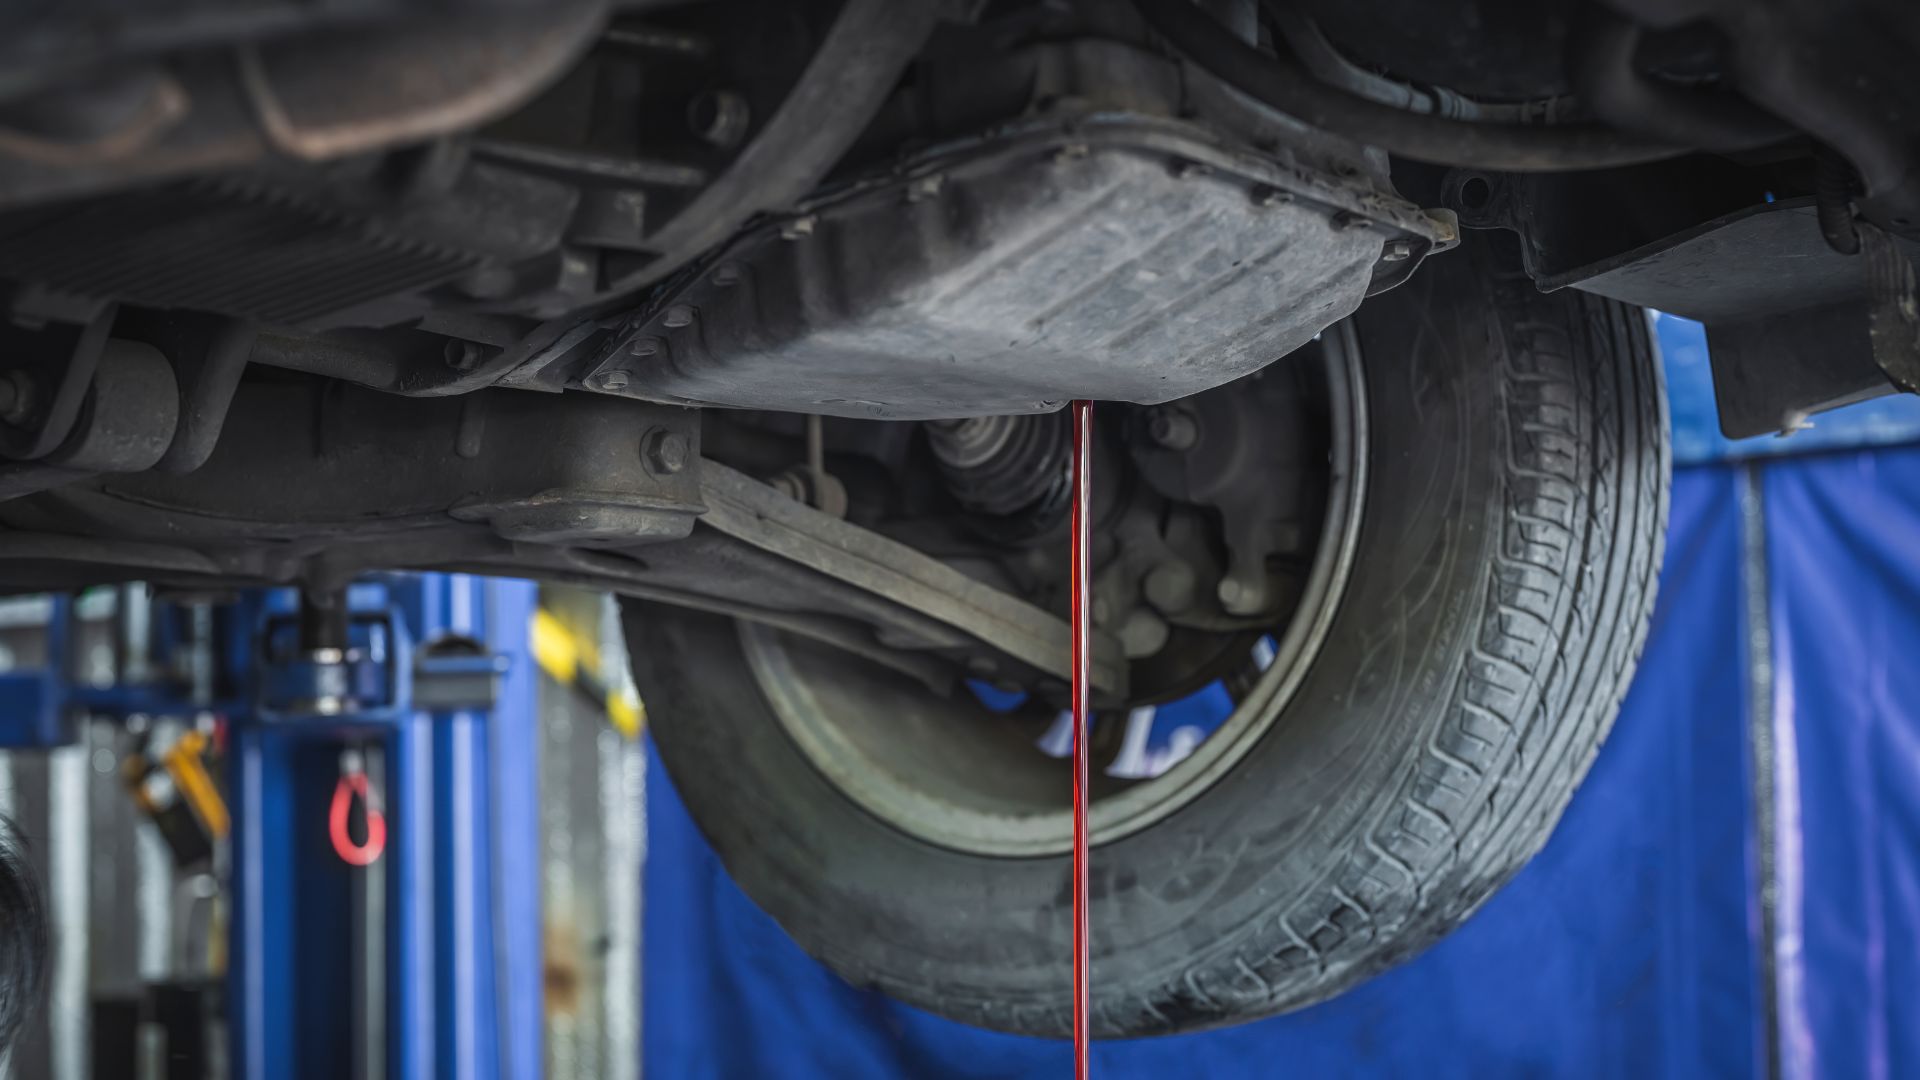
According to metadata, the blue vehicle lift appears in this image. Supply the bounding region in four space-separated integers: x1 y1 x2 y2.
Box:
0 573 546 1080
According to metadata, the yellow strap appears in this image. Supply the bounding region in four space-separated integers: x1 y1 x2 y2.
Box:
608 691 645 740
532 603 645 739
529 607 580 685
163 730 230 840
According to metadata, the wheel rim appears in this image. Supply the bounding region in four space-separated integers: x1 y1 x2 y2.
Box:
743 323 1369 857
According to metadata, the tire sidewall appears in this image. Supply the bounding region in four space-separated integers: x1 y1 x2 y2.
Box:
631 238 1663 1036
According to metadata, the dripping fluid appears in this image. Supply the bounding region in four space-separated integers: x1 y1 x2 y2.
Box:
1069 399 1092 1077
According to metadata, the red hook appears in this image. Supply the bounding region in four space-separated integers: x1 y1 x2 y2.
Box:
328 770 387 866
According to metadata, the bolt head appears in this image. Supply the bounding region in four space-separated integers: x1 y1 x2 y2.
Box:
904 174 946 204
1251 185 1293 208
687 89 751 148
1217 576 1267 616
1119 608 1171 659
1380 238 1415 262
0 369 34 426
597 370 631 392
662 304 696 329
1144 561 1197 615
442 340 488 373
1146 406 1200 451
643 429 690 475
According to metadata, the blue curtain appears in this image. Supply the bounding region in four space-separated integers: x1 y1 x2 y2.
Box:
1764 446 1920 1080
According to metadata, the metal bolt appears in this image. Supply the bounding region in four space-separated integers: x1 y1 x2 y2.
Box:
768 471 807 502
642 428 690 475
711 263 743 287
1120 608 1171 659
0 370 33 425
687 89 751 147
628 337 660 357
904 174 945 204
1380 238 1415 262
663 304 696 329
442 340 489 373
596 370 631 392
1146 406 1200 451
780 216 817 241
1251 185 1293 208
1144 561 1197 616
1217 575 1267 616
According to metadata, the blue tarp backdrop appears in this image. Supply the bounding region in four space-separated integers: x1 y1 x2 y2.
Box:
642 319 1920 1078
1765 447 1920 1080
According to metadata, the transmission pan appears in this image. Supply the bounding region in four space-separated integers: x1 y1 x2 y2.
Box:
588 117 1450 419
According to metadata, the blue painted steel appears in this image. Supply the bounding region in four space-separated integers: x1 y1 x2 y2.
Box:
222 573 543 1080
229 723 297 1079
0 594 75 747
485 580 544 1080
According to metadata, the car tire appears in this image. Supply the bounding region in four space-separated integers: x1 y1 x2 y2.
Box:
622 234 1669 1037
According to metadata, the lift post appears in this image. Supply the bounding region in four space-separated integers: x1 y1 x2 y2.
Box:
0 573 544 1080
228 573 542 1080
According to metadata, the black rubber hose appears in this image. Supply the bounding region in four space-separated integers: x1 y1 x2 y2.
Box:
1131 0 1688 171
1567 10 1794 155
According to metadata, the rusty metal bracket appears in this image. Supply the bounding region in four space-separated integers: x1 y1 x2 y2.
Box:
697 461 1127 698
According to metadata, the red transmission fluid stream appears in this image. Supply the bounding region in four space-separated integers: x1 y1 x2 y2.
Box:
1069 399 1093 1077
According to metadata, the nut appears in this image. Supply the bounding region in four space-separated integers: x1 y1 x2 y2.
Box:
1120 608 1171 659
0 369 31 425
904 174 946 204
1143 561 1197 616
1251 185 1294 208
1380 238 1415 262
662 305 696 329
1217 575 1267 616
687 89 750 148
1146 406 1200 451
442 340 489 373
642 428 690 475
595 370 631 392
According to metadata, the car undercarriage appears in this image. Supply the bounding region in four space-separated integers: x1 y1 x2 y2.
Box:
0 0 1913 1039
